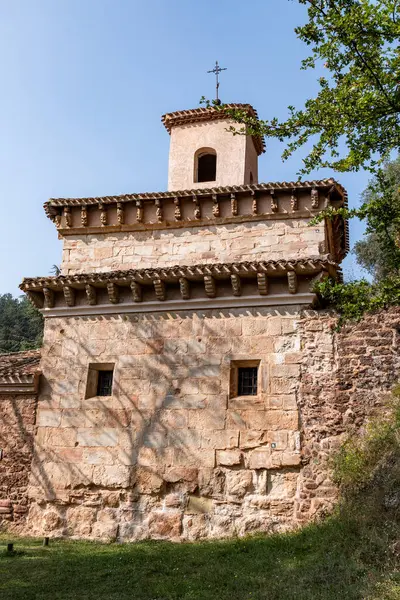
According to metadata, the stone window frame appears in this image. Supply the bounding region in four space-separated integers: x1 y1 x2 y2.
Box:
85 362 115 399
229 359 261 400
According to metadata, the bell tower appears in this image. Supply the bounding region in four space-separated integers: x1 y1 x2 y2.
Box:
162 104 265 191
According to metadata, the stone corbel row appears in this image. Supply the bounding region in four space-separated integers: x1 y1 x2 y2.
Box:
53 188 324 229
26 271 301 309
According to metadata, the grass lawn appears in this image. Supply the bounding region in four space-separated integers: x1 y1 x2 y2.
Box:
1 516 399 600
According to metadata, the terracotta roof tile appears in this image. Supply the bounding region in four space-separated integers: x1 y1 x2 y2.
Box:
161 104 266 155
45 179 345 210
21 258 339 291
0 349 41 378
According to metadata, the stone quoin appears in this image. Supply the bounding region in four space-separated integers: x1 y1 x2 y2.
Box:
2 102 395 541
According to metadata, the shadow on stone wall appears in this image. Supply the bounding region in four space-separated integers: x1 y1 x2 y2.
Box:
0 394 37 523
27 306 304 541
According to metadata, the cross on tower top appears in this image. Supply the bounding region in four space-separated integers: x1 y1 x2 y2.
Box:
207 60 227 104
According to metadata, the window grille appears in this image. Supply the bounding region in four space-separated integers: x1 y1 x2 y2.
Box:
96 370 113 396
238 367 258 396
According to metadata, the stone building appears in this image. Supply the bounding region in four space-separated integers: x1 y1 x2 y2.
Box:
0 350 41 524
11 103 357 540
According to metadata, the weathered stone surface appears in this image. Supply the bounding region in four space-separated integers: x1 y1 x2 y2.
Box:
148 512 182 539
0 394 37 525
225 470 253 500
185 495 213 514
20 301 400 542
66 506 96 537
76 428 118 447
61 220 325 275
216 450 242 466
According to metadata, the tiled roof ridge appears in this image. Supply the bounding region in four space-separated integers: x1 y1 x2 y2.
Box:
21 257 338 289
161 103 259 128
0 348 41 357
161 104 266 155
45 178 345 208
0 349 41 378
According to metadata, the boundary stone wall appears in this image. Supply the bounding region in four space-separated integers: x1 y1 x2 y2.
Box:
26 307 304 540
297 307 400 521
3 307 399 540
0 394 37 525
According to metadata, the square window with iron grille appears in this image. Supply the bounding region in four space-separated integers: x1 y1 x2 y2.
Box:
229 360 260 399
97 370 113 397
238 367 258 396
85 363 115 399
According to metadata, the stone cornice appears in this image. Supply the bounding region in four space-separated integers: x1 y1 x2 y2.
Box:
43 180 349 258
0 373 40 395
161 104 266 155
45 179 346 211
20 258 339 315
21 258 338 290
36 293 318 319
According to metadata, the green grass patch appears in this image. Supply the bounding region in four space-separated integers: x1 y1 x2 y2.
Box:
0 513 399 600
2 395 400 599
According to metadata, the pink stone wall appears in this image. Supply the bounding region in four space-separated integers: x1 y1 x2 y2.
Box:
61 220 325 275
296 307 400 521
0 394 37 525
25 306 400 541
27 308 303 540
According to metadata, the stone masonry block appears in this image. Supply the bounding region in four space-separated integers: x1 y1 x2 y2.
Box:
216 450 242 466
248 449 272 469
61 410 86 428
83 448 115 466
164 467 198 484
267 430 288 450
169 447 216 468
168 429 201 448
37 410 62 428
269 377 298 394
148 512 182 540
76 428 118 447
281 452 301 467
270 365 301 379
160 409 188 429
47 427 77 447
185 495 213 515
93 465 131 488
199 378 221 394
188 409 226 430
165 394 206 410
266 411 299 431
239 430 269 449
201 430 239 450
188 364 221 378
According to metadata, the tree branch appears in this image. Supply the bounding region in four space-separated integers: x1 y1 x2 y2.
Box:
304 0 400 112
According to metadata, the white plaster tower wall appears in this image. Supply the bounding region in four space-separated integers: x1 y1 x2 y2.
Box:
167 119 259 191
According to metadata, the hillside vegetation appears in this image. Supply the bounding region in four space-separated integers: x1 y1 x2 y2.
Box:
0 294 43 354
1 392 400 600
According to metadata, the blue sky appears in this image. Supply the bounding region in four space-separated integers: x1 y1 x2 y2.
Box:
0 0 369 296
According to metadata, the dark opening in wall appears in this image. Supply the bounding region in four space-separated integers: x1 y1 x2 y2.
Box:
229 360 261 399
97 370 114 396
196 151 217 182
238 367 258 396
85 363 115 398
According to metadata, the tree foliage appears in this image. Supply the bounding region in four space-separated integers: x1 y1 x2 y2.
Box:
0 294 43 354
353 156 400 281
314 276 400 327
222 0 400 174
313 157 400 323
